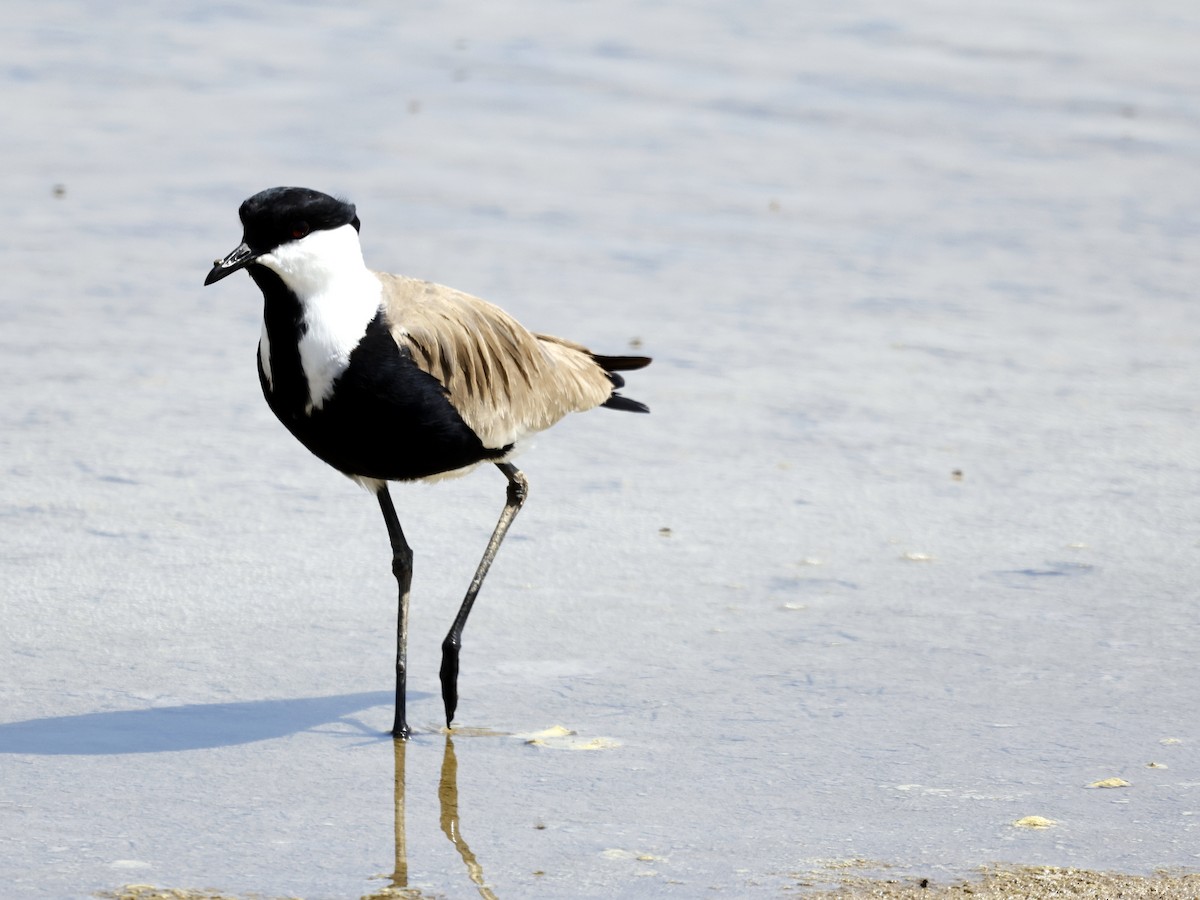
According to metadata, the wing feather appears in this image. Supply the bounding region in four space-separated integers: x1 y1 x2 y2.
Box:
374 273 614 448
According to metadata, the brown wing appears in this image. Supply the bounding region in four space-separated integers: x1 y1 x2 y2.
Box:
374 272 615 449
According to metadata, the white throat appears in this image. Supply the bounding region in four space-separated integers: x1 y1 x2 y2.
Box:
256 224 383 412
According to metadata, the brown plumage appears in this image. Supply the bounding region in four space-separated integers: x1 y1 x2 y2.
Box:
378 272 633 454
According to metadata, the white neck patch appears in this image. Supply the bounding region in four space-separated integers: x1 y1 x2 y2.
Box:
256 224 383 412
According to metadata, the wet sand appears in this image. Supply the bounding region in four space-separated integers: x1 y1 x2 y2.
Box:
5 1 1200 897
101 867 1200 899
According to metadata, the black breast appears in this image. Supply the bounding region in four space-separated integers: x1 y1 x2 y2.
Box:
252 266 508 481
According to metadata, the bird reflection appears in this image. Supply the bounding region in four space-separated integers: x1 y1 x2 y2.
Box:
439 736 497 900
365 735 497 899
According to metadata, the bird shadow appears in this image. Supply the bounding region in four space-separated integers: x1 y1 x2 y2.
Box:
0 691 396 755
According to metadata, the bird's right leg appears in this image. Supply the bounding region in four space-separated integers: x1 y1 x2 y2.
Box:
377 484 413 739
439 463 528 729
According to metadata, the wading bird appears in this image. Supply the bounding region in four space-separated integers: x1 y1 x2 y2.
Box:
204 187 650 738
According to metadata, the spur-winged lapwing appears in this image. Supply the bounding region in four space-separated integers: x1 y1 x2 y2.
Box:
204 186 650 738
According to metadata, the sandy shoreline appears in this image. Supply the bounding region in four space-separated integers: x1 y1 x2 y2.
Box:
102 865 1200 899
794 866 1200 898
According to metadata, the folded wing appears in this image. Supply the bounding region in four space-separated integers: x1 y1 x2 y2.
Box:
376 273 640 449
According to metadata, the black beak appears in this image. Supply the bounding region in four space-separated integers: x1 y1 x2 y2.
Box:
204 241 259 285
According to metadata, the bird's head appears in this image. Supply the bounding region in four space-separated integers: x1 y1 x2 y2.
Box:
204 187 361 287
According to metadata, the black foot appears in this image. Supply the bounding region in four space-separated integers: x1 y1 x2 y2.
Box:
393 674 409 739
439 638 461 728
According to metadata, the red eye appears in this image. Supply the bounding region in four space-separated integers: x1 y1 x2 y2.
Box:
292 223 310 239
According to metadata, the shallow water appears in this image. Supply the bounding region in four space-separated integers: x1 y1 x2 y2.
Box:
2 1 1199 897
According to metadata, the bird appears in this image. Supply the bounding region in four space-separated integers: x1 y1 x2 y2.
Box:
204 186 650 738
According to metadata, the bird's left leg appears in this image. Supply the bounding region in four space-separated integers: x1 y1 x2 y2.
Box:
377 484 413 739
439 462 528 729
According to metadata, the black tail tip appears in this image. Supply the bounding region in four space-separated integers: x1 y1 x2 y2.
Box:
592 354 652 372
603 393 650 413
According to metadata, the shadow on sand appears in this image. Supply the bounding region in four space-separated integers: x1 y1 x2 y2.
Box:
4 695 499 896
0 691 394 754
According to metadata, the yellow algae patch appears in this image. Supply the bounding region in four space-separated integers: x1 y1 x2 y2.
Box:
1012 816 1057 828
1087 777 1131 788
519 724 574 741
440 725 511 738
517 725 621 750
601 849 665 862
442 724 619 748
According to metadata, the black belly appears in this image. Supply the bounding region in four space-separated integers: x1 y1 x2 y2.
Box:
259 313 508 481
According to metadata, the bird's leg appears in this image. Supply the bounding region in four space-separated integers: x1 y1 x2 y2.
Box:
377 484 413 739
440 462 528 729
